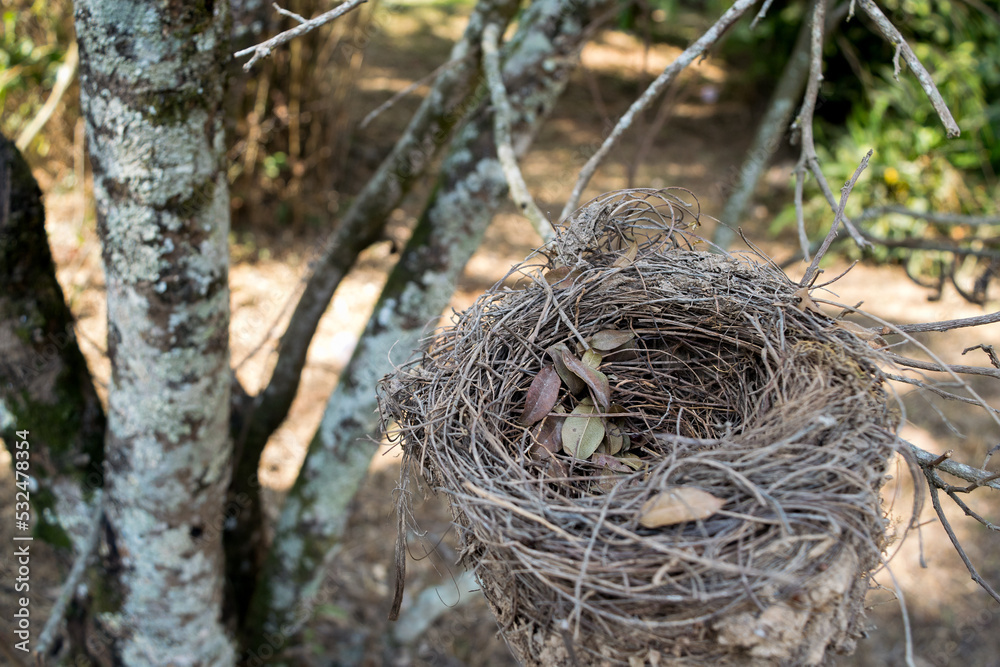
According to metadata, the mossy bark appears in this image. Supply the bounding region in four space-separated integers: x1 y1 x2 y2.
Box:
74 1 234 664
245 0 613 650
0 133 106 555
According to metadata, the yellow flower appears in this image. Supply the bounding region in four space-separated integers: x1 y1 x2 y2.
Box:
883 167 899 186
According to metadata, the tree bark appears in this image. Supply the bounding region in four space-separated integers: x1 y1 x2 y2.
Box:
245 0 613 646
223 0 521 625
75 1 235 664
0 133 106 551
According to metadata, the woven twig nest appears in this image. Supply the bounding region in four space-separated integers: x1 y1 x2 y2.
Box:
381 190 900 666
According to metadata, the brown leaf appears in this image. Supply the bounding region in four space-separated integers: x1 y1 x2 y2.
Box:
833 320 887 348
560 348 611 410
561 399 605 460
544 266 582 288
638 486 726 528
793 286 825 317
518 365 561 426
590 329 636 352
593 453 632 473
530 415 563 453
612 240 638 268
547 343 586 394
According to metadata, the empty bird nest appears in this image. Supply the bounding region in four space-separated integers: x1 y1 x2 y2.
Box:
379 189 911 666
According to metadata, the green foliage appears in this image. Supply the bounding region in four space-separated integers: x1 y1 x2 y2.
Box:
770 0 999 286
0 2 75 147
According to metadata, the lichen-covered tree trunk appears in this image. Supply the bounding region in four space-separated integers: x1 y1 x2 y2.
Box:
74 1 235 664
246 0 613 645
0 134 106 554
223 0 521 623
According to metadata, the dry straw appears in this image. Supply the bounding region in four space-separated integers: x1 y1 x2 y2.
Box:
380 189 935 665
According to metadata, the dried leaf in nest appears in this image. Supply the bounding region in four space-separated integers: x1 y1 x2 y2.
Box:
561 398 605 459
560 348 611 409
518 364 561 426
590 329 636 352
638 486 727 528
529 415 563 453
547 343 586 394
543 265 582 288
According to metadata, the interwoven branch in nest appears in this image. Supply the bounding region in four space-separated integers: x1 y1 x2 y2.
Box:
379 189 992 666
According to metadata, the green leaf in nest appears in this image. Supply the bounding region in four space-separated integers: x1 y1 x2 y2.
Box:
561 398 605 460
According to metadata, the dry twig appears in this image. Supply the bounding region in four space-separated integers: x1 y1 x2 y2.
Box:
855 0 961 137
482 23 555 242
560 0 761 220
235 0 368 71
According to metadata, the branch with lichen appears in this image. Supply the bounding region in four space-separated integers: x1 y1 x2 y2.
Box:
235 0 368 70
482 22 555 242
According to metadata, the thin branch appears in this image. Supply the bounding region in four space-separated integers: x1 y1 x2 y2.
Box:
34 495 104 659
750 0 777 29
560 0 761 220
856 204 1000 227
800 149 872 286
924 470 1000 604
855 0 960 137
807 159 870 247
482 23 555 242
15 41 78 151
887 311 1000 334
884 353 1000 380
235 0 368 71
910 443 1000 492
272 3 307 24
858 230 1000 260
359 56 466 130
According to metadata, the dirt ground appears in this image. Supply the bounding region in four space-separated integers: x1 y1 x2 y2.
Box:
2 2 999 665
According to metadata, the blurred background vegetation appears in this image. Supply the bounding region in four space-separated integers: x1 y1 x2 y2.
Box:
5 0 997 265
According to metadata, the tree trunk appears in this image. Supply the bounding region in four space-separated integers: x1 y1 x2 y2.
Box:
223 0 522 625
0 133 105 554
245 0 613 647
74 1 235 664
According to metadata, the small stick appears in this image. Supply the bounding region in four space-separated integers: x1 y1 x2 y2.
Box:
886 312 1000 335
359 56 465 130
34 495 104 660
925 474 1000 604
560 0 761 220
482 23 555 242
800 149 872 287
235 0 368 71
856 0 960 137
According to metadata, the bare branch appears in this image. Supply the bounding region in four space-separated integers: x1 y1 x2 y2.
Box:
35 495 104 659
884 353 1000 380
801 148 872 286
482 23 555 242
924 470 1000 604
887 311 1000 334
858 230 1000 260
856 204 1000 227
235 0 368 71
910 444 1000 492
855 0 960 137
16 41 78 151
359 55 466 130
560 0 761 220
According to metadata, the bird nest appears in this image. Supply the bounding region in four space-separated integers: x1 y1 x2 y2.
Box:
380 190 902 666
